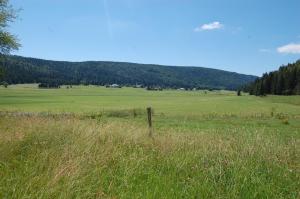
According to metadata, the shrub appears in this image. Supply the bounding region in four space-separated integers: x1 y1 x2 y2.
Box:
1 81 9 88
282 119 289 125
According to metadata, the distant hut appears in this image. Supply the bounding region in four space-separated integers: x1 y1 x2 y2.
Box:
110 84 121 88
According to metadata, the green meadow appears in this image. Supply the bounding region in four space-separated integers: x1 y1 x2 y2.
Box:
0 85 299 198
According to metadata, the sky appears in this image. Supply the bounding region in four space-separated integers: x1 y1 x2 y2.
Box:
9 0 300 76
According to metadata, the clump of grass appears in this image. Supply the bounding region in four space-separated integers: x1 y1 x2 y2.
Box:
88 112 103 120
104 108 144 118
282 118 289 125
82 108 145 121
276 112 288 120
0 114 299 198
270 107 277 117
274 112 290 125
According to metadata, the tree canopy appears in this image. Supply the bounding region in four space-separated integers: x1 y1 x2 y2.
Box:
244 60 300 95
0 55 257 90
0 0 20 54
0 0 20 80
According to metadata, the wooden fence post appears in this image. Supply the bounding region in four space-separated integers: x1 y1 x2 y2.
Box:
147 107 153 137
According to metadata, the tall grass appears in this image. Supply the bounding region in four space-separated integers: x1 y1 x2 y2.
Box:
0 115 299 198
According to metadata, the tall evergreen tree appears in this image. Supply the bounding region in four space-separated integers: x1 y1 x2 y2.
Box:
246 60 300 96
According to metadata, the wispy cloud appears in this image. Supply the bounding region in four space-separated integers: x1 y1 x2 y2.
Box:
103 0 113 39
259 49 272 53
194 21 223 32
277 43 300 54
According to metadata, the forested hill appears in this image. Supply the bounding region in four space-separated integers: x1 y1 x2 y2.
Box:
0 55 257 90
246 60 300 95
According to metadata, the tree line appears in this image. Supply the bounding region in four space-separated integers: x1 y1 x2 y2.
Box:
244 60 300 95
0 55 257 90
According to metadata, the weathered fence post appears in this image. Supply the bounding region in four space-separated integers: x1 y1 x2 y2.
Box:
147 107 153 137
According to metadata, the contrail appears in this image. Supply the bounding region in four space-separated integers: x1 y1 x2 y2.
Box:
103 0 113 39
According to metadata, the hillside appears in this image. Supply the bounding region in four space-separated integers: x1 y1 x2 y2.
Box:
0 55 257 90
246 60 300 95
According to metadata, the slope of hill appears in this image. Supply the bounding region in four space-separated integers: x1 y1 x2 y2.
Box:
246 60 300 95
0 55 257 90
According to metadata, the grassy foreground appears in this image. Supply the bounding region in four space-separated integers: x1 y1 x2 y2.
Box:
0 85 299 198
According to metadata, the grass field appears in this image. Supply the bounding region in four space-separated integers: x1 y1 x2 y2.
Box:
0 85 299 198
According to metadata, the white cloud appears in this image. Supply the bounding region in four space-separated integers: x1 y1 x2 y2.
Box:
277 43 300 54
194 21 223 32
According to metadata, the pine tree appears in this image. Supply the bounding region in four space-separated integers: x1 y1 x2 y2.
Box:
246 60 300 96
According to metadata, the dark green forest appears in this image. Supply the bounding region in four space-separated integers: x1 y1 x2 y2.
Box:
245 60 300 95
0 55 256 90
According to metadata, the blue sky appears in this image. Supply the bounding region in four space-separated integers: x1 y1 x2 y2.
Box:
9 0 300 76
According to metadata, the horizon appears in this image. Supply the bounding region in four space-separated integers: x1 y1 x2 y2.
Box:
9 0 300 76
